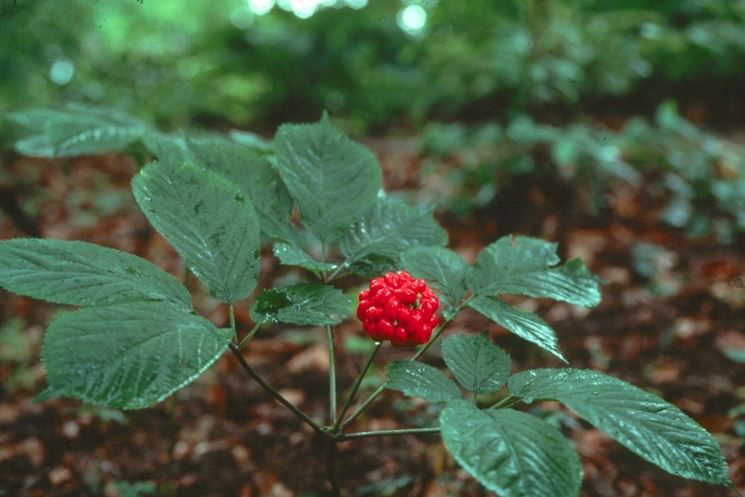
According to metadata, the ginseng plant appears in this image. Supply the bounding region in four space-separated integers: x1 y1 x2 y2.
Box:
0 106 738 496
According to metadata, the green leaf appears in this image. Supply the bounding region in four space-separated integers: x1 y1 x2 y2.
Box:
66 103 144 126
229 129 273 154
442 333 511 394
273 242 337 273
250 283 352 325
142 132 192 164
440 401 582 497
346 253 399 279
142 133 296 244
340 196 448 276
39 301 231 409
185 136 298 244
10 104 143 132
468 236 601 307
468 295 565 362
186 136 253 172
132 161 260 302
0 239 191 310
386 360 461 403
9 109 73 130
273 114 382 242
10 105 146 157
508 369 731 485
14 135 55 157
401 247 468 305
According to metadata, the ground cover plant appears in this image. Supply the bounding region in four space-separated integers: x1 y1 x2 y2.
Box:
418 102 745 244
0 108 740 496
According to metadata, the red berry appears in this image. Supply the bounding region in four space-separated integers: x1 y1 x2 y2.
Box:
373 288 392 305
364 322 378 339
356 300 370 319
357 270 440 347
366 306 382 320
421 299 436 314
397 288 417 304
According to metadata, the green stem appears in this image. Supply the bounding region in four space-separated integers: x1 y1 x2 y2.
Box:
338 382 382 430
237 322 261 349
340 427 440 440
228 344 325 435
326 262 348 282
229 304 237 342
335 342 382 431
326 325 337 424
410 298 472 362
411 320 448 361
340 311 458 430
489 394 519 410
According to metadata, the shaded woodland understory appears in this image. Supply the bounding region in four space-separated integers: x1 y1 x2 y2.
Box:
0 144 743 497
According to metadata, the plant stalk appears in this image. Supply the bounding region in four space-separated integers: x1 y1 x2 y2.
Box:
326 325 338 424
229 304 237 342
340 427 440 440
326 262 348 282
489 394 519 410
326 437 342 497
335 341 382 431
340 311 457 429
236 322 261 349
228 344 325 435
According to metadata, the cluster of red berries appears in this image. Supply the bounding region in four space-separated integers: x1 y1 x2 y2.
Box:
357 271 439 347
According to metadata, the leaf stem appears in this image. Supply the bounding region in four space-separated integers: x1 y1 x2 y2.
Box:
326 262 348 282
488 394 519 410
326 325 338 424
319 239 335 283
237 322 261 349
229 304 237 342
340 427 440 440
340 311 458 430
335 341 382 431
319 244 342 497
338 382 382 430
228 343 325 435
411 319 448 361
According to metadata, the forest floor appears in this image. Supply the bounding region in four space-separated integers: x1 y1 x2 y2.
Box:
0 138 744 497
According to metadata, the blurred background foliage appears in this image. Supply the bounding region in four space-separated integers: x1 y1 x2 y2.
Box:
4 0 745 128
1 0 744 240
